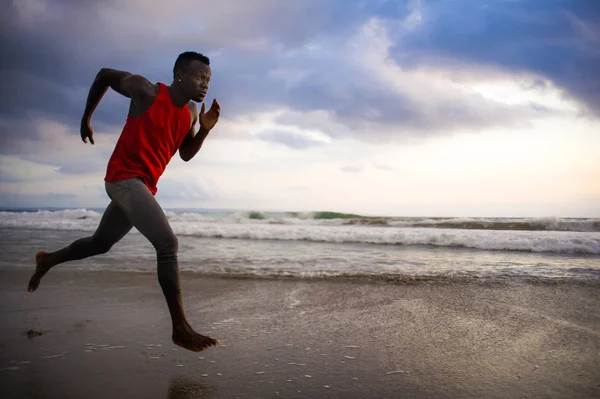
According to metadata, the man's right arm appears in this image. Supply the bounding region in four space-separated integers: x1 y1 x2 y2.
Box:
81 68 154 123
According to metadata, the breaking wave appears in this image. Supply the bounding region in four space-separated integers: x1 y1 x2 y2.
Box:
1 208 599 255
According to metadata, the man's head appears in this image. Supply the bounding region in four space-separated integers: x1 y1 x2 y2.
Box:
173 51 211 103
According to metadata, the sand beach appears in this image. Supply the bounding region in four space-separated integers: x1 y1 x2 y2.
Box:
1 269 598 399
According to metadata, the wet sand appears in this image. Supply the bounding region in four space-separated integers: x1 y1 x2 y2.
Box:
0 269 599 399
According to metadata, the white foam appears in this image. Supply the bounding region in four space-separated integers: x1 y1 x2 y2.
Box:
0 209 102 232
1 210 598 254
169 222 600 254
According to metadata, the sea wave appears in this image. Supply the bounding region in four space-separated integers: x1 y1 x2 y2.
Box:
167 211 600 232
1 208 597 232
1 209 599 254
388 216 600 232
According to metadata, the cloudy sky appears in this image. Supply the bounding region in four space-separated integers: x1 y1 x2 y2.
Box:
0 0 598 217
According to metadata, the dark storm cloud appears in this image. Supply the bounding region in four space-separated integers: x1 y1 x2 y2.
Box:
393 0 600 115
0 3 132 129
0 0 597 155
207 50 541 144
0 0 396 133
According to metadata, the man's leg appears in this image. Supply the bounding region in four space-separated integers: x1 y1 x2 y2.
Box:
105 177 218 352
28 201 133 292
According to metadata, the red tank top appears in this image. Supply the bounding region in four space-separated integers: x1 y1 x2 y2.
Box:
104 83 191 195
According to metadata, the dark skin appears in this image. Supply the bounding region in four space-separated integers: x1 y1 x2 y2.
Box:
80 60 220 161
29 60 221 352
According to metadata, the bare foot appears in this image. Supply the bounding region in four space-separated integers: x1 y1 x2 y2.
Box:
172 323 220 352
28 251 51 293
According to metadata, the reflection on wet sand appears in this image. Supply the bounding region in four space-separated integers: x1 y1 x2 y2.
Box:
167 377 213 399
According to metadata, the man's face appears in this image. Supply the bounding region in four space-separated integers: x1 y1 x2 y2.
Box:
179 60 211 102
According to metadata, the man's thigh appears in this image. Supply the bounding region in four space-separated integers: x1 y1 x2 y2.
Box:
105 178 175 249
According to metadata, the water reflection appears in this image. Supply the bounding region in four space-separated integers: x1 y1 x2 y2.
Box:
167 377 213 399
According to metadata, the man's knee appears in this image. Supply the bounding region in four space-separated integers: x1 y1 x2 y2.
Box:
92 236 114 255
155 233 178 256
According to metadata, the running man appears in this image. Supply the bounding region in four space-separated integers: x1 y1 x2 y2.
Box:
27 51 221 352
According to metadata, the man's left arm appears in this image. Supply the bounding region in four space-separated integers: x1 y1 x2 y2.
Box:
179 99 220 162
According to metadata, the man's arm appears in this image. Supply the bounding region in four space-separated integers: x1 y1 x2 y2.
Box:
179 98 221 161
80 68 156 144
81 68 155 123
179 102 209 162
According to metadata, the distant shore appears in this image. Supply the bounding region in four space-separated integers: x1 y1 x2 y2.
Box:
1 269 599 399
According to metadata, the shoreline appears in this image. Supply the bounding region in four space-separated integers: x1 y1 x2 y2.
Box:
1 269 599 398
2 266 600 287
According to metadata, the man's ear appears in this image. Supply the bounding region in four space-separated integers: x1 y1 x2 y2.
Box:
174 69 182 82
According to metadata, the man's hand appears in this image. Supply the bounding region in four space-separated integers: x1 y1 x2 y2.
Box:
199 99 220 134
81 119 95 145
178 99 221 162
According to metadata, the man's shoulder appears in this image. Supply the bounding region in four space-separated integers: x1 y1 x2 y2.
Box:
122 74 159 99
142 82 160 104
150 82 161 96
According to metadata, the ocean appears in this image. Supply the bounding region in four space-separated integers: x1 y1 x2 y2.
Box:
1 208 599 282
